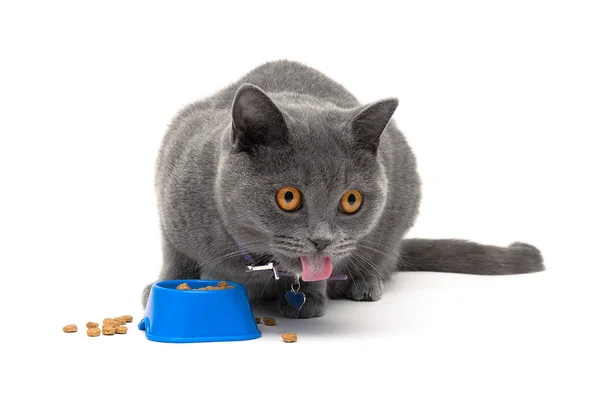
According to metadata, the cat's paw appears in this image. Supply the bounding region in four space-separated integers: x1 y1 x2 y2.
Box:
277 292 327 318
339 276 385 301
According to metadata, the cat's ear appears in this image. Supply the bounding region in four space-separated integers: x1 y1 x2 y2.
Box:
231 84 288 153
351 98 399 154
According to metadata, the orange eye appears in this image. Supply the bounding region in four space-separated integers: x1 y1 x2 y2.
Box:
339 190 363 214
276 187 302 211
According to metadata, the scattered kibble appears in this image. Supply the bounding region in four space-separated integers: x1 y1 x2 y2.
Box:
102 326 116 335
87 328 101 337
263 317 277 326
281 332 297 343
120 315 133 323
103 318 119 326
254 317 261 324
65 313 132 338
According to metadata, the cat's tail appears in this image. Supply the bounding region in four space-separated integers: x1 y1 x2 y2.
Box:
398 239 545 275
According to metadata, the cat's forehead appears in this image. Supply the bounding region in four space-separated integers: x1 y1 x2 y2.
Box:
249 94 376 184
274 94 351 132
255 130 373 191
284 109 354 150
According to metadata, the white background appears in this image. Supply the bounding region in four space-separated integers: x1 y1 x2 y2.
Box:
1 1 598 399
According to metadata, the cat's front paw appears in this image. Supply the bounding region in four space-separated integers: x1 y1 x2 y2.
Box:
277 291 327 318
331 276 384 301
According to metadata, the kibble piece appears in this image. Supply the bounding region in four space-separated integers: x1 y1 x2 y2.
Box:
103 318 119 326
115 326 128 334
87 328 101 337
102 326 116 335
176 283 191 290
120 315 133 323
254 317 261 324
217 281 228 288
63 324 77 333
263 317 277 326
86 322 99 329
114 317 127 325
281 332 298 343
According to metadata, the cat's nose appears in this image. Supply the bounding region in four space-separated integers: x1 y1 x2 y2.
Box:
309 238 332 251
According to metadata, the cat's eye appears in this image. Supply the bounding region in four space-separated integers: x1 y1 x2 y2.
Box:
339 190 363 214
276 186 302 212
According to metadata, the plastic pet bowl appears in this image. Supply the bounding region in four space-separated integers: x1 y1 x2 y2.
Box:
138 280 261 343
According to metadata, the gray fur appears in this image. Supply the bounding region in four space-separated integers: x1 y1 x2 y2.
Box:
142 60 544 318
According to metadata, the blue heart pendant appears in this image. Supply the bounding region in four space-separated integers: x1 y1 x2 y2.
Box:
285 290 306 311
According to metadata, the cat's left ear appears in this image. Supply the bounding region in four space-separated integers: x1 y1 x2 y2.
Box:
351 98 399 154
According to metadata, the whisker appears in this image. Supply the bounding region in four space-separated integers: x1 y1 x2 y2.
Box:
358 238 401 256
348 255 369 283
358 244 393 258
255 275 273 304
346 257 360 290
270 245 302 257
353 252 385 279
398 256 418 271
275 238 304 247
274 234 297 240
199 244 270 270
271 243 304 252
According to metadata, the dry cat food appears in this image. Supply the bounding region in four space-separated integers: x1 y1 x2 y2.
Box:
281 332 297 343
263 317 277 326
103 318 120 326
102 325 116 335
87 328 101 337
177 281 234 290
120 315 133 323
64 313 132 337
63 324 77 333
254 317 261 324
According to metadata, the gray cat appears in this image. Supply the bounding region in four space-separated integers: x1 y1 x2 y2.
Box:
142 60 544 318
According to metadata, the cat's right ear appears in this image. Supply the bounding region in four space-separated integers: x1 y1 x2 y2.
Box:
351 98 399 155
231 84 289 154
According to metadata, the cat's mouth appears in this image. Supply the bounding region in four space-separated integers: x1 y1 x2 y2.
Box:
299 255 332 281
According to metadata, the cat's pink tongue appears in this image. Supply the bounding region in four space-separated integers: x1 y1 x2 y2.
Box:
299 256 333 281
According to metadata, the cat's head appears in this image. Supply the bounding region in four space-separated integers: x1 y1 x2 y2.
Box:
216 84 397 281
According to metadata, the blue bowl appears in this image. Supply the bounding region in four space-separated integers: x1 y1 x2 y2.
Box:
138 280 261 343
